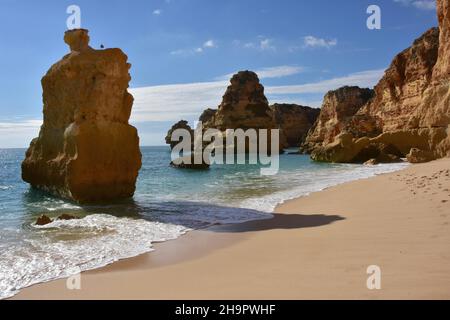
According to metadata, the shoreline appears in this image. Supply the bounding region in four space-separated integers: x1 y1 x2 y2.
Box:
12 158 450 299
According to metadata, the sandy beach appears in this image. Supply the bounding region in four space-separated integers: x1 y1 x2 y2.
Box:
13 158 450 300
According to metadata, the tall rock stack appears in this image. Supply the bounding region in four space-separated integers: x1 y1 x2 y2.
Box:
166 71 322 153
22 29 142 202
203 70 280 152
211 71 276 131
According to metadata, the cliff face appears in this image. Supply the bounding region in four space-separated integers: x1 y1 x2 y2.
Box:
307 0 450 163
301 87 374 153
352 27 440 134
271 104 320 148
433 0 450 82
22 29 142 202
414 0 450 157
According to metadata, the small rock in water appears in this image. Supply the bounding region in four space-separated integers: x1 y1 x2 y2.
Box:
170 154 210 170
36 215 52 226
57 213 79 221
364 159 379 166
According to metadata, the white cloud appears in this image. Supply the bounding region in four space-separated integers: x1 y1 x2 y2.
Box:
170 39 217 56
130 81 228 122
216 65 304 81
253 65 305 79
260 38 275 51
0 119 42 148
170 47 203 55
393 0 436 10
203 40 217 48
240 38 276 51
267 69 384 95
303 36 338 49
0 69 386 147
153 9 162 15
169 49 185 55
129 69 385 123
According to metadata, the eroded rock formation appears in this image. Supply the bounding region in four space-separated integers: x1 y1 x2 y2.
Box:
165 120 194 149
193 72 322 153
198 108 217 128
22 29 142 203
301 86 374 153
271 104 320 148
208 71 276 131
304 0 450 163
168 71 280 154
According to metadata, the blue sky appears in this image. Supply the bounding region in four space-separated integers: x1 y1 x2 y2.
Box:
0 0 438 147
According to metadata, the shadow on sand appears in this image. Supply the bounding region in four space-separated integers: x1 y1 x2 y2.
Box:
23 188 345 233
210 213 345 233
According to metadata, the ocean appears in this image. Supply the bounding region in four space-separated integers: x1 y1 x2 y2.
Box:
0 146 408 299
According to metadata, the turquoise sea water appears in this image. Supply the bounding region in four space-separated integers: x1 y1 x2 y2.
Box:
0 146 408 298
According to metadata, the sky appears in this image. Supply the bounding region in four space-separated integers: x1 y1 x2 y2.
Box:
0 0 439 148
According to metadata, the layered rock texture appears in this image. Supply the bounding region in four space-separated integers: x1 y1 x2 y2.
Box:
198 108 217 128
207 71 276 132
301 86 374 153
166 71 280 154
166 72 320 154
22 29 142 203
304 0 450 163
271 104 320 148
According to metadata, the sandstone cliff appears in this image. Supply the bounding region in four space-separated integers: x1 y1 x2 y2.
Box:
209 71 276 131
271 104 320 148
301 86 374 153
195 71 280 153
198 108 217 128
306 0 450 163
22 29 142 202
167 72 322 153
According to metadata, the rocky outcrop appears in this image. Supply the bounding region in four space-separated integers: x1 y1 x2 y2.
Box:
166 71 280 156
305 0 450 163
271 104 320 148
165 72 283 169
36 215 52 226
165 120 194 149
407 148 436 163
351 28 440 134
170 154 210 170
198 108 217 127
433 0 450 82
22 29 142 203
301 87 374 153
310 131 421 163
210 71 276 131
